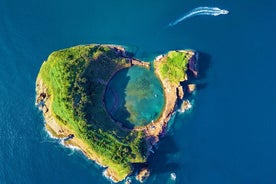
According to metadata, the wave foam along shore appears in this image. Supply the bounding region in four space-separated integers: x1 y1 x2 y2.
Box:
168 6 229 26
43 127 58 140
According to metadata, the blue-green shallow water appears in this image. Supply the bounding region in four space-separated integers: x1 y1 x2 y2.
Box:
104 66 164 127
1 0 276 183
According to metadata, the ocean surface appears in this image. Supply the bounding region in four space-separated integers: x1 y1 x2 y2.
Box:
1 0 276 183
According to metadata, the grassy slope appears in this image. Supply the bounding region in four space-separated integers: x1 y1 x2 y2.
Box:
158 51 190 86
38 45 147 180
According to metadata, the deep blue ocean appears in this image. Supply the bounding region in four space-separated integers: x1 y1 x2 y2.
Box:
1 0 276 183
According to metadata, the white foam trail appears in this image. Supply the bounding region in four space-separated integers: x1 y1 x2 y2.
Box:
168 7 229 26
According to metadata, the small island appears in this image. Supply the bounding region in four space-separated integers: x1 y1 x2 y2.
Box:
36 44 197 182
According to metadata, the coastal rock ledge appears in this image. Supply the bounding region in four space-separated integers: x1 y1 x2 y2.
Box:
35 44 197 183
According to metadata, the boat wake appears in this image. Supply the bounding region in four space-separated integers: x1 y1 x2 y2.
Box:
168 7 229 26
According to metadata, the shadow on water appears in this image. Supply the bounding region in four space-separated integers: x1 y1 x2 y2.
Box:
147 136 181 175
196 51 212 80
104 69 134 129
149 51 212 175
180 51 212 98
124 45 139 58
104 51 213 174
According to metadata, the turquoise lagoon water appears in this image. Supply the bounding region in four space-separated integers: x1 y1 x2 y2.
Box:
104 66 164 127
1 0 276 184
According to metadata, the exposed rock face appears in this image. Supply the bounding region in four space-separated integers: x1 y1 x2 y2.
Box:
187 84 196 93
131 59 150 68
180 100 192 112
36 77 68 138
136 50 196 146
36 80 47 113
188 53 198 77
36 45 198 183
177 86 184 100
136 168 150 183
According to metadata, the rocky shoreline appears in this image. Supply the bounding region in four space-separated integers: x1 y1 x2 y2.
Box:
36 45 151 183
36 45 197 183
37 74 129 182
135 50 196 143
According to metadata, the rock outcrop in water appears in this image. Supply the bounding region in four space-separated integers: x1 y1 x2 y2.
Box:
36 44 197 183
187 84 196 93
136 168 150 183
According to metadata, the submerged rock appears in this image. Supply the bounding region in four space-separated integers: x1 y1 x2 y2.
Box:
124 177 132 184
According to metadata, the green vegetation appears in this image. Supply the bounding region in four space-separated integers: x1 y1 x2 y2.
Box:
158 51 190 85
38 45 147 180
